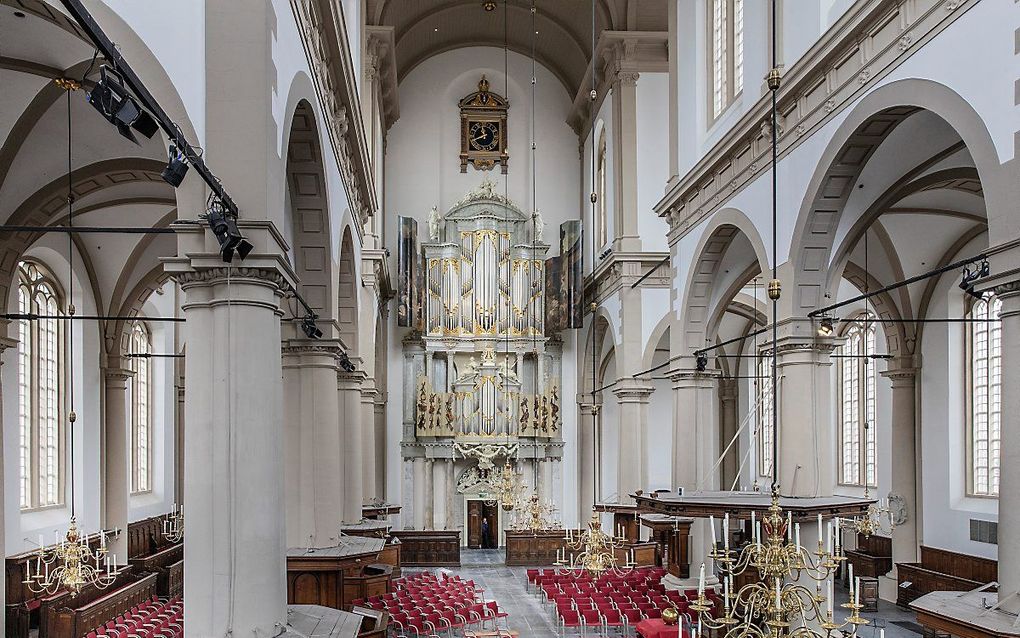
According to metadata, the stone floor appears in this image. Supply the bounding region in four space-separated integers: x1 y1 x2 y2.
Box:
408 549 924 638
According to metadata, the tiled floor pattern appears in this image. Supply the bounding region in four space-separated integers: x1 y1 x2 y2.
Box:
410 549 924 638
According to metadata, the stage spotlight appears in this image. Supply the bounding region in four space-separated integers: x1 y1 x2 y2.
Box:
817 316 834 336
300 313 323 340
695 353 708 372
960 260 990 300
339 351 356 373
161 144 189 187
205 199 254 263
86 66 158 144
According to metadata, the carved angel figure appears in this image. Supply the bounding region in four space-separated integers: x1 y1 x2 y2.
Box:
533 209 545 242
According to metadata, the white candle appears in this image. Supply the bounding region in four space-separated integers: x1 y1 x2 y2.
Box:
724 575 730 613
38 534 44 550
775 579 781 609
698 562 706 596
723 514 730 551
795 523 801 549
827 580 833 615
786 512 793 542
826 522 833 554
835 518 842 553
751 511 757 538
709 515 717 547
755 521 762 548
855 577 860 606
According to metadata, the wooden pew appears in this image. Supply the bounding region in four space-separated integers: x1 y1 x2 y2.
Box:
128 542 183 596
896 546 997 608
5 529 122 638
390 531 460 567
126 514 173 560
44 571 157 638
846 533 892 578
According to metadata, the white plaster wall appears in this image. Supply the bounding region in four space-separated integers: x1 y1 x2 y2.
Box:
583 99 614 272
384 47 579 237
635 73 671 253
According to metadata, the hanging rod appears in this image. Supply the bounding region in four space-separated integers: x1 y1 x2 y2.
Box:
808 252 988 317
630 255 671 289
0 225 178 234
2 313 183 322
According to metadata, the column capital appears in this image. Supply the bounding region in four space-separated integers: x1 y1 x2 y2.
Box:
338 370 366 389
667 368 720 389
611 378 654 403
103 366 136 383
880 355 922 382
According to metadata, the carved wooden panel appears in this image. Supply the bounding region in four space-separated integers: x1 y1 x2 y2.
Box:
896 546 998 607
505 530 567 566
392 531 461 567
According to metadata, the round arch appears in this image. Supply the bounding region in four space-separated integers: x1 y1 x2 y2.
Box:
679 208 770 356
338 225 359 357
788 79 1005 314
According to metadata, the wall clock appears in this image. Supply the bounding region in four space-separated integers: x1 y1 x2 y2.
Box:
459 76 509 173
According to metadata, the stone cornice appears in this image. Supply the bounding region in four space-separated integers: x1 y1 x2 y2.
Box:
568 30 669 136
583 250 670 304
656 0 979 244
365 26 400 130
292 0 379 235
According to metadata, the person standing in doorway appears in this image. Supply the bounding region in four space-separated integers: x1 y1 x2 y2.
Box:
481 518 490 549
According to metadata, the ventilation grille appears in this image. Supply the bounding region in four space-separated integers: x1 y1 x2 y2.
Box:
969 519 998 545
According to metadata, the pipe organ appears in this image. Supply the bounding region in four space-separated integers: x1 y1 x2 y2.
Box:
400 180 565 536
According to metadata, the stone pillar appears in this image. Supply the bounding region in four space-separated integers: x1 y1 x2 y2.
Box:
102 361 134 560
718 378 739 490
995 283 1020 608
541 457 553 503
0 331 15 636
165 255 292 638
670 370 719 574
880 359 920 592
578 399 598 520
612 380 654 499
433 459 446 530
362 380 378 500
374 393 387 502
423 458 435 529
773 338 834 497
611 69 642 253
339 373 364 523
412 457 426 529
282 342 344 547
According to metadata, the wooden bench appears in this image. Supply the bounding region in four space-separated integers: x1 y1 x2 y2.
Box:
129 542 183 596
391 530 460 567
127 514 174 560
44 571 158 638
846 533 892 578
896 546 997 608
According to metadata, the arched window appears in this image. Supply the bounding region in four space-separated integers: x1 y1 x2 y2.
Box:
17 260 64 509
968 294 1001 497
755 353 773 478
837 316 877 487
595 130 608 249
130 323 152 493
709 0 744 120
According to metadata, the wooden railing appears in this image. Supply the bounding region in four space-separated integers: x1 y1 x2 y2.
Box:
129 542 183 596
391 531 461 567
896 546 997 607
44 571 157 638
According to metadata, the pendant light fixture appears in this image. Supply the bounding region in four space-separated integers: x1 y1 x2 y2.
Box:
23 79 122 597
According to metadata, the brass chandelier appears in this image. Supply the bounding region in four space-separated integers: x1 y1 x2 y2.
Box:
689 493 869 638
555 512 635 576
845 489 895 539
163 502 185 543
512 491 560 532
23 80 123 597
493 459 526 512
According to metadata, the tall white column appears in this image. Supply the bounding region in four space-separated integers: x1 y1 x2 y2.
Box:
362 380 378 501
423 458 434 529
718 379 739 489
433 459 447 530
102 362 133 560
995 283 1020 609
670 370 719 574
282 342 344 547
881 360 920 588
167 258 291 638
0 332 15 638
613 380 654 500
578 399 598 520
773 338 834 497
412 457 426 529
339 373 364 523
611 69 642 253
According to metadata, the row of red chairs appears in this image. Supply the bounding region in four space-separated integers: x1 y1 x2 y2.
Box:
84 595 183 638
357 571 507 638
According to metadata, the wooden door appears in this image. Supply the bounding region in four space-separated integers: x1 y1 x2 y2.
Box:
482 502 499 548
467 500 483 548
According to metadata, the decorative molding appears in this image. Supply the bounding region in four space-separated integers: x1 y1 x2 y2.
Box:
292 0 378 235
365 26 400 130
656 0 980 244
583 251 671 305
175 267 289 290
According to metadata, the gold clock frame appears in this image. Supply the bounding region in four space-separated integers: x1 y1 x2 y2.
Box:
459 75 509 174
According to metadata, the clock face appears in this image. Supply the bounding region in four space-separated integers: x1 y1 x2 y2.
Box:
468 121 500 152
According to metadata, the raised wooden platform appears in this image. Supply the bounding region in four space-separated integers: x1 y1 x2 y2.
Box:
634 490 873 521
341 521 391 539
897 546 997 608
640 514 692 578
911 591 1020 638
285 605 363 638
287 537 389 610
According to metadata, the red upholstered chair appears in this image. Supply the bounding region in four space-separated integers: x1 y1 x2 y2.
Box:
580 608 605 637
601 608 625 635
483 600 509 629
558 608 583 638
621 607 643 628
